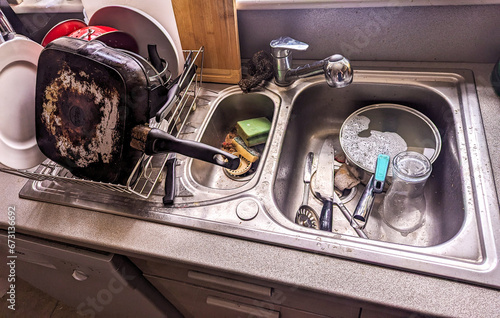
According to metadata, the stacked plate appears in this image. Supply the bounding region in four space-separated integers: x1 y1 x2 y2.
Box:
85 3 185 77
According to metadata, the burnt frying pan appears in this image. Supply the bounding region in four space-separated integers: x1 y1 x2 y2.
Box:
35 37 238 184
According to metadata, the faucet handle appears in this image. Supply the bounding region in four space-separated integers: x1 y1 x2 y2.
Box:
270 36 308 57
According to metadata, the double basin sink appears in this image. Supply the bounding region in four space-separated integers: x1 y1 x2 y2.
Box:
21 66 500 289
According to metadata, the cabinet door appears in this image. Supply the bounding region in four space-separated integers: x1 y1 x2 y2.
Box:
146 274 352 318
360 307 416 318
132 257 361 317
145 274 280 318
0 232 181 318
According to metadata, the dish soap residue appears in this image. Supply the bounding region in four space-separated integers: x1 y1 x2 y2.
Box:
341 115 407 175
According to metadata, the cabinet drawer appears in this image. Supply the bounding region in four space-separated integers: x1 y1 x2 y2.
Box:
146 274 278 318
145 274 344 318
131 258 360 317
360 307 416 318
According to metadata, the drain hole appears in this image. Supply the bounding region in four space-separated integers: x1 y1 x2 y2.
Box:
337 187 357 203
223 153 258 181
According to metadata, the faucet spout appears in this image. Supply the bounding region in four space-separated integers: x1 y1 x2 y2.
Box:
270 36 353 87
284 55 353 88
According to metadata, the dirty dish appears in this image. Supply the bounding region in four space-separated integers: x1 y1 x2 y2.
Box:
339 103 441 179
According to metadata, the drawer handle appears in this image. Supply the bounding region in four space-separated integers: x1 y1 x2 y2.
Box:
188 271 272 297
206 296 280 318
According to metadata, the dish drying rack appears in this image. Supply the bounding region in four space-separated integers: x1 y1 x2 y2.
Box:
0 47 204 199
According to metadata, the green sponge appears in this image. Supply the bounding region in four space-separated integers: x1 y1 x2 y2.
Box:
236 117 271 147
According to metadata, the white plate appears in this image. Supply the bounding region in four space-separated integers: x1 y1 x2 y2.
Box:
88 5 183 77
82 0 184 66
0 36 46 169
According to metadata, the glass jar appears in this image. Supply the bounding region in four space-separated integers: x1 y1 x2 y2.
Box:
379 151 432 235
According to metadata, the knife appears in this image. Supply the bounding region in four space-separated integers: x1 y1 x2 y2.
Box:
314 138 336 231
312 138 368 238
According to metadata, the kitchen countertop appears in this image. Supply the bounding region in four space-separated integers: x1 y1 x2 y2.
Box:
1 61 499 317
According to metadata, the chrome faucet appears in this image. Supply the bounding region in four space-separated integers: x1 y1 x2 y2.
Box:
270 36 353 87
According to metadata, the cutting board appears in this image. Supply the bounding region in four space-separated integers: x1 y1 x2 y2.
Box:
172 0 242 84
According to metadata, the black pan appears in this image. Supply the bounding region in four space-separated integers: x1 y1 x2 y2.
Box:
35 37 239 184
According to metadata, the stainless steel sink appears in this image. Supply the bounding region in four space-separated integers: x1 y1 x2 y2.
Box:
19 67 500 289
190 91 277 190
274 78 463 247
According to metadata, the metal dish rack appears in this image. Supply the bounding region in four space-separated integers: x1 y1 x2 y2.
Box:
0 47 204 199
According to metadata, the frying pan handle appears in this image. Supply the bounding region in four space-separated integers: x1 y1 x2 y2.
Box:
155 83 180 122
131 126 240 170
148 44 164 73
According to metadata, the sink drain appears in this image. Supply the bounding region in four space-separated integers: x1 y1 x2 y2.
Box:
337 186 357 203
223 152 251 177
223 154 258 181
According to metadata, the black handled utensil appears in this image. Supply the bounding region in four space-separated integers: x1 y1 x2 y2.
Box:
314 138 336 231
131 125 240 170
163 153 177 205
311 137 368 238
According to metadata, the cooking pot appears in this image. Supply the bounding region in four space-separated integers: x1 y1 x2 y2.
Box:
35 37 238 184
41 19 86 46
339 103 441 185
42 21 138 53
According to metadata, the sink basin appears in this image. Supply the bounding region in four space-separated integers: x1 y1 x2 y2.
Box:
191 91 277 190
274 79 463 247
19 67 500 289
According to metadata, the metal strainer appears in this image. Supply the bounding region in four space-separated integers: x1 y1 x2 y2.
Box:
295 152 320 229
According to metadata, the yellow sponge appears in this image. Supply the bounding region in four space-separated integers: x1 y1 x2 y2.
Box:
236 117 271 147
232 137 260 163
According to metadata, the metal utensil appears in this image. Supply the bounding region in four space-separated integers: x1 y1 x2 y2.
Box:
311 138 368 238
311 172 368 238
313 138 336 231
352 154 390 229
295 152 319 229
331 189 368 239
0 8 14 42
